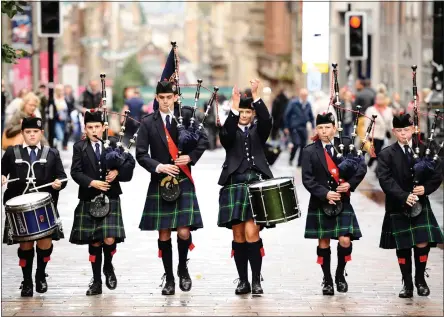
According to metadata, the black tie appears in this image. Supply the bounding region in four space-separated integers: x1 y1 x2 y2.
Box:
244 127 248 136
325 144 334 159
95 143 101 161
404 145 413 165
29 146 37 163
166 115 171 132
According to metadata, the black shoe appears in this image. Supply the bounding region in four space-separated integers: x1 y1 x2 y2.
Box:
322 277 334 296
20 280 33 297
415 280 430 297
234 279 251 295
160 274 175 295
86 279 102 296
103 266 117 290
35 275 48 293
399 279 414 298
251 274 264 295
335 274 348 293
177 265 192 292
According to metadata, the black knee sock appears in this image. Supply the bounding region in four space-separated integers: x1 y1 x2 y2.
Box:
158 239 174 281
396 248 412 285
177 234 193 271
88 244 103 283
247 239 264 281
18 248 34 282
336 243 352 277
36 244 53 279
413 245 430 283
102 242 116 271
317 246 332 281
232 241 248 281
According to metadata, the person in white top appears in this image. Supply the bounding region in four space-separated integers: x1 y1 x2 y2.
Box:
364 93 394 168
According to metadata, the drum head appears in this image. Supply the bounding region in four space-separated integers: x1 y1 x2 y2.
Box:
6 192 50 206
5 192 52 212
249 177 293 189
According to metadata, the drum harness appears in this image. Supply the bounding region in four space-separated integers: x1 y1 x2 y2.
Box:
8 145 63 242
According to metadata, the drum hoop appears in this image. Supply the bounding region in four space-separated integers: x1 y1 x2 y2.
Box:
254 213 300 224
248 177 294 190
5 194 53 213
249 182 293 192
11 228 56 242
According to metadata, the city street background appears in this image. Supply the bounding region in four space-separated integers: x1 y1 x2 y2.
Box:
1 145 443 316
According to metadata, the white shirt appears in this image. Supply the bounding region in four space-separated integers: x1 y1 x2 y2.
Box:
160 111 173 126
22 142 42 156
398 139 413 154
321 141 334 156
90 140 102 155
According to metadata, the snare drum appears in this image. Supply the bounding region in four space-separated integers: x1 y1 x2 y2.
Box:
5 192 61 242
247 177 301 226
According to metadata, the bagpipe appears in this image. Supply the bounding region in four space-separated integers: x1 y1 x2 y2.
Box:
86 73 138 218
163 42 220 156
321 63 378 216
402 65 444 218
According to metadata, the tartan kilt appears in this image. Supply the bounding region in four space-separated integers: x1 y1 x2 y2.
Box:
379 199 444 250
2 218 64 245
218 170 275 230
304 201 362 240
69 198 126 245
139 174 203 231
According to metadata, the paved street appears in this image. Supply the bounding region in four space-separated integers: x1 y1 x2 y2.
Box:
2 145 443 316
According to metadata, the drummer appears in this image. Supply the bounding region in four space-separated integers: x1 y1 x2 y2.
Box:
217 79 273 295
1 116 67 297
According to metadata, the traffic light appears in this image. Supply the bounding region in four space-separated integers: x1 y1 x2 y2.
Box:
37 1 62 37
345 12 367 60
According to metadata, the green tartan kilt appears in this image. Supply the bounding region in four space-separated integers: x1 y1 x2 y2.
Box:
304 201 362 240
379 199 444 250
139 174 203 231
2 218 64 245
218 170 275 230
69 198 126 245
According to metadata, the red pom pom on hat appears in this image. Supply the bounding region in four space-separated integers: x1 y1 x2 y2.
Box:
90 109 95 113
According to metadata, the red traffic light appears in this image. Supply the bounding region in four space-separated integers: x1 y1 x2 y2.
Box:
349 16 361 28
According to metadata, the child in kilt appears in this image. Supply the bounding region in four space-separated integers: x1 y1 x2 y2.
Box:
70 110 135 296
301 112 367 296
376 113 443 298
1 116 67 297
218 80 273 295
136 80 208 296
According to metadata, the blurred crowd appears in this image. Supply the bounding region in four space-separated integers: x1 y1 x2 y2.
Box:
1 77 437 173
1 80 151 152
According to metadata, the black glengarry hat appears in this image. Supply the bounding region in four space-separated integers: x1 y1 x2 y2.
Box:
392 113 413 128
84 109 104 124
156 80 177 94
239 97 254 110
21 116 43 130
316 112 335 126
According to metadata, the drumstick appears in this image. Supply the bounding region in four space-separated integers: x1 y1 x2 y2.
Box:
29 178 71 191
3 178 19 185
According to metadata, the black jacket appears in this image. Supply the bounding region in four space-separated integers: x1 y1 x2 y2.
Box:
376 141 442 214
70 137 134 201
218 98 273 186
2 145 67 205
301 137 367 209
135 109 209 182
